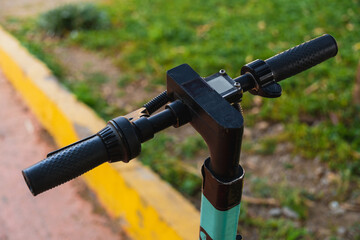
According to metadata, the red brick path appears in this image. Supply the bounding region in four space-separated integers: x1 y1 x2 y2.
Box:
0 70 125 240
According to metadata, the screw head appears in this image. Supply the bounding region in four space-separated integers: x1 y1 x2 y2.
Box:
234 82 241 88
219 69 226 75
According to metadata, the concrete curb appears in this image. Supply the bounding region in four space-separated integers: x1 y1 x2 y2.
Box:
0 26 199 240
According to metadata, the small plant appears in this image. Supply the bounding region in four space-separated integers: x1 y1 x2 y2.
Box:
239 206 310 240
38 3 110 37
250 177 309 219
251 177 273 198
257 218 309 240
275 186 309 219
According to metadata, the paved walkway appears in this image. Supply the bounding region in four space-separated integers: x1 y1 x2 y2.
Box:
0 0 99 19
0 70 126 240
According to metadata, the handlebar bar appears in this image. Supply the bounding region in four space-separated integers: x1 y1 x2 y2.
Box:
22 110 176 196
22 34 338 196
238 34 338 96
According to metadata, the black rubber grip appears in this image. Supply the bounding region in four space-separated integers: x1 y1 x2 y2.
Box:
266 34 338 82
22 135 109 196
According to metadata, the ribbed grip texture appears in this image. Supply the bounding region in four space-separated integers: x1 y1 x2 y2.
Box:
22 135 108 196
266 34 338 82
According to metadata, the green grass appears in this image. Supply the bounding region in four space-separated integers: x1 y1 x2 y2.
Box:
3 0 360 203
239 203 311 239
250 177 309 219
248 137 279 155
66 0 360 174
5 17 124 120
256 219 309 240
4 18 65 79
140 133 203 196
70 72 118 119
6 0 360 173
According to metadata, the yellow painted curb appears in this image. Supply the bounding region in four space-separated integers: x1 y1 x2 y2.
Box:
0 26 199 240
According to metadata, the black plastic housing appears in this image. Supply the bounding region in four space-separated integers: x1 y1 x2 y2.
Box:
167 64 244 181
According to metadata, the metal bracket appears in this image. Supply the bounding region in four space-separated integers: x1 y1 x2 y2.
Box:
124 107 149 122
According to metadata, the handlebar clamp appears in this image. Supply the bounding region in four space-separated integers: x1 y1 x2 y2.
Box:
241 59 282 98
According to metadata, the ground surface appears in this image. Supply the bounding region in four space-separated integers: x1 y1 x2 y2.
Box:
0 70 127 240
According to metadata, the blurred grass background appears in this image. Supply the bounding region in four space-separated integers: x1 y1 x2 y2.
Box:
3 0 360 238
7 0 360 172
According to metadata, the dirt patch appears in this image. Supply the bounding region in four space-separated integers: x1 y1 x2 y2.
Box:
239 124 360 239
54 45 163 113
